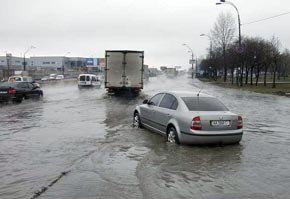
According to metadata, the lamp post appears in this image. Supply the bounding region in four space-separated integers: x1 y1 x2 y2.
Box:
216 0 242 85
23 46 36 71
62 52 71 76
200 33 213 78
182 43 194 78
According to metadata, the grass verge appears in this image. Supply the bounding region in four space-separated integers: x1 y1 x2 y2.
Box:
199 78 290 96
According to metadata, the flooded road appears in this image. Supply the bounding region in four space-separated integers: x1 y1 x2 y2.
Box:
1 76 290 199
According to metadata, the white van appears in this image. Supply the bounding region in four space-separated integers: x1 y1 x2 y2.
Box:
78 74 101 88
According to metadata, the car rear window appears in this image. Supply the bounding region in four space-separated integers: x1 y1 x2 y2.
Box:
79 76 85 81
182 97 229 111
0 82 19 87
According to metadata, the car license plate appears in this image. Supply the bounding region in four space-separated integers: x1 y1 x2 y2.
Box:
0 91 8 94
211 120 230 126
80 82 86 85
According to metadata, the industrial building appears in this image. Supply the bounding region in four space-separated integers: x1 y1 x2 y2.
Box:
0 54 104 80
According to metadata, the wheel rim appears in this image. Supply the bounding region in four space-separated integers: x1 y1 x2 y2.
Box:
168 129 176 143
133 114 139 127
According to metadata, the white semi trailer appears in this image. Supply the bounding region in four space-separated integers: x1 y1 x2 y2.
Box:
105 50 144 94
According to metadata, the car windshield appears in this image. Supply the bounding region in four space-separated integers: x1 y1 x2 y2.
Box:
182 97 229 111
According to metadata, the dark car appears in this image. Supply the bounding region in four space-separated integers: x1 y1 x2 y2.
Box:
0 82 43 103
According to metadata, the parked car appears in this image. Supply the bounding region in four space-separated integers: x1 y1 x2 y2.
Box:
0 82 43 103
78 74 101 88
41 76 49 81
56 75 64 80
133 91 243 145
49 74 57 80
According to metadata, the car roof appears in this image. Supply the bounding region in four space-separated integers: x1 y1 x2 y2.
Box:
166 91 213 98
79 74 96 76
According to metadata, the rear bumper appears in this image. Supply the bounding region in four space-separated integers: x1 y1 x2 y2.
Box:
106 87 142 92
0 95 16 102
179 129 243 145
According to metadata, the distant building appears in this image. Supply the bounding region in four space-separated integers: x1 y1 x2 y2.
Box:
0 55 29 71
0 54 104 79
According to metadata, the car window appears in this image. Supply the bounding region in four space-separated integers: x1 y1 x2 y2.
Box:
1 82 18 87
159 94 178 110
79 76 85 81
18 82 29 88
182 97 229 111
92 76 96 81
86 76 91 81
149 93 164 106
171 99 178 110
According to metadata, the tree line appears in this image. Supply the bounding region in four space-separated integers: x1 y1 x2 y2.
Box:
200 12 290 88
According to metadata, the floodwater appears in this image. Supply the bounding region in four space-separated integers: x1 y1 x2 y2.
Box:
0 76 290 199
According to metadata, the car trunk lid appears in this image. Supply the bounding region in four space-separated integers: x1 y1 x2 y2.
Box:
197 111 239 131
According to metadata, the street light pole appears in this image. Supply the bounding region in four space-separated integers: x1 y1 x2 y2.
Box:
62 52 71 76
216 0 242 85
182 43 194 78
200 34 213 78
23 46 36 71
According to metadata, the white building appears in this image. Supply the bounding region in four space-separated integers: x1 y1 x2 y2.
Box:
0 55 30 71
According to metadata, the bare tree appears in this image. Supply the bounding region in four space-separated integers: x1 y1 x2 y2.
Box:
270 36 281 88
211 12 236 82
280 49 290 80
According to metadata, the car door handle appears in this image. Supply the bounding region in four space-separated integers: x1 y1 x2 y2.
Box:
166 113 171 116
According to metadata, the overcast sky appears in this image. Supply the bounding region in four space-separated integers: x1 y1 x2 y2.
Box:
1 0 289 68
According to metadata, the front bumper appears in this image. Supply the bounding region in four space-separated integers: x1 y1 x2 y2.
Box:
179 129 243 145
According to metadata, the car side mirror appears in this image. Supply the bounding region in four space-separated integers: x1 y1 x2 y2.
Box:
143 99 148 104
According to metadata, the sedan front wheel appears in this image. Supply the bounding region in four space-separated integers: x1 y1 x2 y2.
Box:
133 112 142 128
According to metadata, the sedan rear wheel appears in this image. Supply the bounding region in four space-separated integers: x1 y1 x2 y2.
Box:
13 97 23 104
133 112 142 128
167 127 180 144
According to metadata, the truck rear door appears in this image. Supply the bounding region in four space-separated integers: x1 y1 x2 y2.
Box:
105 51 124 88
125 52 144 89
105 51 144 89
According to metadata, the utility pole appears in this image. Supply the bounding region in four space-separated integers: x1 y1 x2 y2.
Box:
23 46 36 71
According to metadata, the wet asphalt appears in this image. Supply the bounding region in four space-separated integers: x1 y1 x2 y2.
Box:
0 76 290 199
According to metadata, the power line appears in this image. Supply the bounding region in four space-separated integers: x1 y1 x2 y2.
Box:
242 11 290 26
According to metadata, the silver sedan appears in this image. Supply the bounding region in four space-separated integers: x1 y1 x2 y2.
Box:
133 91 243 145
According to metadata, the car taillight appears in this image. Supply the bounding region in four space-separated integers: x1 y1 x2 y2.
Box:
237 116 243 129
191 116 202 130
8 88 16 95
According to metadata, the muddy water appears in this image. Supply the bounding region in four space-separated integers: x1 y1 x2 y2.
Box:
0 77 289 199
